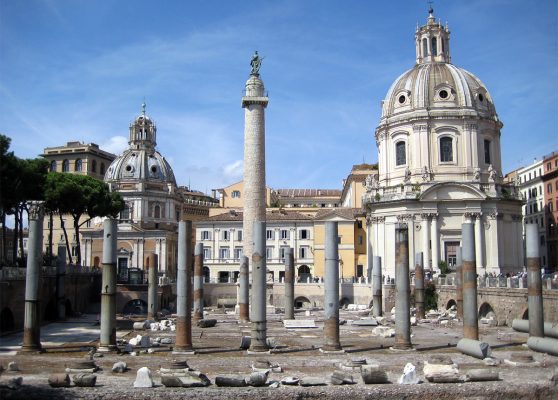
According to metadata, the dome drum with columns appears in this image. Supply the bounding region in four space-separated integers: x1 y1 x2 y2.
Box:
363 9 523 278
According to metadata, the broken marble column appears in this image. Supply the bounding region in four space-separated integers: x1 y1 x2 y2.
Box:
134 367 154 388
526 223 544 338
193 242 204 322
393 226 412 350
398 362 419 384
414 251 425 320
455 246 463 320
239 255 250 322
284 247 295 320
56 243 66 321
462 222 478 340
21 201 44 353
249 221 268 352
321 221 342 352
98 219 118 352
147 253 158 321
174 221 193 353
372 255 382 317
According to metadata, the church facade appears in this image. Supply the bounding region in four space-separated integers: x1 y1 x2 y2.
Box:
363 9 523 278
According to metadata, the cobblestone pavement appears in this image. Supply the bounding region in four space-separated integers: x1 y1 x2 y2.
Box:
1 309 556 399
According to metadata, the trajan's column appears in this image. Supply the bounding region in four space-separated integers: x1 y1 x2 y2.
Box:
242 51 268 264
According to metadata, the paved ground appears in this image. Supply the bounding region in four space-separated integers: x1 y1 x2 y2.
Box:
0 309 556 399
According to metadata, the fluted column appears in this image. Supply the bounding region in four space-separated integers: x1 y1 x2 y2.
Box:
431 214 439 273
421 215 430 272
474 214 485 275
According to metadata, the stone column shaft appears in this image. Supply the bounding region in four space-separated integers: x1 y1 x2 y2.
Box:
193 242 204 321
372 256 382 317
462 223 478 340
526 223 544 337
284 247 295 320
99 219 117 352
175 221 193 352
414 251 425 320
393 226 412 350
147 253 158 320
474 216 485 274
421 217 430 271
455 247 463 320
322 221 342 351
431 216 439 273
250 221 268 352
21 202 44 352
56 243 67 321
239 256 250 322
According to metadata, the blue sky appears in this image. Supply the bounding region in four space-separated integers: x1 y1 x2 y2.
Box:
1 0 557 194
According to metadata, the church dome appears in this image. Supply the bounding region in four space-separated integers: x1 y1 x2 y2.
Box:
380 7 499 125
381 63 498 121
104 104 177 187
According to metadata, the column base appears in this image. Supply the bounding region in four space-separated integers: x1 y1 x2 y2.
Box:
389 346 415 352
97 345 119 353
319 347 344 354
247 349 271 355
18 345 43 354
172 349 196 355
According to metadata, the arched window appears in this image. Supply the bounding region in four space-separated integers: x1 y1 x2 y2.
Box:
422 38 428 58
75 159 82 172
100 162 105 175
431 37 438 56
484 140 491 164
154 205 161 219
440 137 453 162
91 159 97 173
62 159 69 172
50 160 57 172
395 141 406 166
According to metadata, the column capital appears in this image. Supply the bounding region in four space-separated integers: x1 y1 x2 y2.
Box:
28 201 45 221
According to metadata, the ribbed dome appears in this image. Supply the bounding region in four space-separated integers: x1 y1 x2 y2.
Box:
104 104 177 187
104 148 176 186
381 63 498 121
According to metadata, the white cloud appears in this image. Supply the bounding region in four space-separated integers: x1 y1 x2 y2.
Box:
223 160 243 180
101 136 128 156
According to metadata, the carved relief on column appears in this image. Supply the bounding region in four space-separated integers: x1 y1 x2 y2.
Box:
28 201 45 221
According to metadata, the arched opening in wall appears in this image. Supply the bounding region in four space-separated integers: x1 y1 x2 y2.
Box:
203 267 210 283
154 205 161 219
294 296 311 309
297 265 312 282
446 299 457 310
340 297 351 309
65 299 73 317
478 302 496 320
123 299 147 315
0 307 15 333
93 256 100 268
44 298 57 321
521 308 529 320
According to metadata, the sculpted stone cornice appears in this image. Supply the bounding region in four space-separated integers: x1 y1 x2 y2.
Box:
396 213 414 222
368 216 385 224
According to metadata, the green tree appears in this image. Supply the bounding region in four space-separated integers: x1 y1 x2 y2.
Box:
44 173 124 265
0 135 48 266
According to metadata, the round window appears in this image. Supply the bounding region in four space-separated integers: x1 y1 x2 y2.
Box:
398 95 406 104
439 89 449 99
478 93 484 102
151 166 157 174
125 165 133 172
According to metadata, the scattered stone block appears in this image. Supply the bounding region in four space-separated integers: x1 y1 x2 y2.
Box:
361 365 389 384
140 336 151 347
197 319 217 328
410 317 417 326
133 321 148 330
457 338 491 359
375 316 388 325
150 322 160 331
423 363 461 383
179 372 211 388
283 319 316 329
72 373 97 387
248 371 268 387
7 362 20 372
112 361 128 373
215 375 247 387
398 363 419 384
48 373 71 388
281 376 299 386
160 338 173 345
0 377 23 390
134 367 154 388
330 371 356 385
341 359 367 371
160 375 182 387
373 326 395 337
268 380 280 388
465 369 500 382
483 357 500 366
352 318 378 326
299 377 327 386
128 335 142 346
427 355 454 365
239 336 251 350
